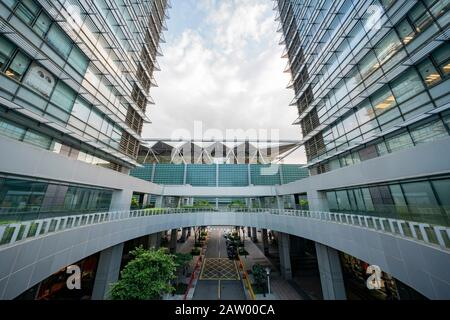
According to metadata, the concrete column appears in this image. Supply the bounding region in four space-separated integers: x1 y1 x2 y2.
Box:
276 196 284 210
110 189 134 211
180 228 188 242
215 198 219 209
170 229 178 253
278 232 292 280
247 227 252 239
251 227 257 242
315 242 347 300
262 229 269 256
92 243 124 300
155 195 164 208
288 195 296 209
148 233 158 249
307 190 329 211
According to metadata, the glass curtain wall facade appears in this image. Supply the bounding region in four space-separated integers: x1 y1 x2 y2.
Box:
276 0 450 224
130 163 309 186
0 0 169 171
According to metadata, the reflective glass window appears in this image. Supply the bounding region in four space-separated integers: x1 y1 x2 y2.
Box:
391 68 424 104
417 58 442 86
23 130 52 149
432 43 450 76
0 118 26 140
88 110 103 128
374 30 402 65
15 0 39 25
32 11 51 37
396 19 415 45
71 98 91 122
5 52 31 80
50 81 76 112
408 2 434 32
0 37 15 69
47 25 73 59
358 51 379 79
371 86 396 116
386 132 414 152
68 46 89 75
410 120 448 144
432 179 450 215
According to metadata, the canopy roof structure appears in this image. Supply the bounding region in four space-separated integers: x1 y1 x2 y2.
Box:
138 139 302 164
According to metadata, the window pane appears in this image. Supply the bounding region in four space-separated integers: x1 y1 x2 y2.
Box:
0 118 26 140
5 52 31 80
409 2 434 31
0 36 15 69
50 81 76 112
23 130 52 149
417 58 442 86
88 109 103 128
432 43 450 75
410 120 448 144
355 100 376 124
371 86 396 115
374 30 402 65
386 132 414 152
68 45 89 75
46 25 73 58
432 179 450 215
402 181 439 217
71 97 91 121
358 51 379 79
396 19 415 45
391 68 424 103
15 2 37 25
32 11 52 37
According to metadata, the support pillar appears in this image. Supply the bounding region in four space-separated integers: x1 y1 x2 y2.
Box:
92 243 124 300
155 195 164 208
278 232 292 280
247 227 251 239
148 233 158 249
170 229 178 253
109 189 134 211
262 229 269 256
307 190 329 211
251 227 257 242
276 196 284 210
180 228 188 242
315 242 347 300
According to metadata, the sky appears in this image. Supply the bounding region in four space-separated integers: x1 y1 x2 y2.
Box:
143 0 306 163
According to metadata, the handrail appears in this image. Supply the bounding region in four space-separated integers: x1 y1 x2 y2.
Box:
0 208 449 250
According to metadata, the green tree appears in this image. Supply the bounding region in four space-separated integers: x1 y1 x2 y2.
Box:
109 247 177 300
173 253 192 287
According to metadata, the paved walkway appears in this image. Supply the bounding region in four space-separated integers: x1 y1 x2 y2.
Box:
192 228 246 300
241 233 304 300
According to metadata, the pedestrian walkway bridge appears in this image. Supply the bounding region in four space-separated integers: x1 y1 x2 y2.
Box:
0 208 449 299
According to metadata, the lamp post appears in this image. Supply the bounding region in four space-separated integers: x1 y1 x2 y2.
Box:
265 267 271 295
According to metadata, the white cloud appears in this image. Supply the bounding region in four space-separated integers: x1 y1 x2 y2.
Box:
145 0 305 164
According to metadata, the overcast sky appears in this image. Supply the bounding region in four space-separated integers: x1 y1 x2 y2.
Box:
142 0 306 163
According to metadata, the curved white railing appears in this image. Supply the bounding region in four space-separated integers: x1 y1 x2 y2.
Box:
0 208 449 250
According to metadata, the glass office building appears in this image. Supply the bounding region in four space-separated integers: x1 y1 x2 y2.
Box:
0 0 169 172
276 0 450 224
0 0 169 220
